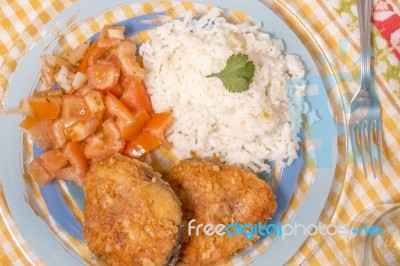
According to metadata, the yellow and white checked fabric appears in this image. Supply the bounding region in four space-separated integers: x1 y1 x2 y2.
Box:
348 204 400 265
1 0 400 265
372 211 400 265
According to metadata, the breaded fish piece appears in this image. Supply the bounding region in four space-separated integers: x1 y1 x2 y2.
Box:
163 160 277 266
84 154 183 266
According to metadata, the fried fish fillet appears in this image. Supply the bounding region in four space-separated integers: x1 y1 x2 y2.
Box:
163 160 277 266
84 155 183 266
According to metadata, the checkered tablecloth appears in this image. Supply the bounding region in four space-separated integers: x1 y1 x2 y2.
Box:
1 0 400 265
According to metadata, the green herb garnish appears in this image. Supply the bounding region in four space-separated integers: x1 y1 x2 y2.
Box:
207 53 255 93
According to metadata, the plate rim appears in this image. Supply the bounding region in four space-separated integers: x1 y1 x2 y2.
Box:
0 0 344 265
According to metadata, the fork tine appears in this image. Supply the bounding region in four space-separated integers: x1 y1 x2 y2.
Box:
350 124 357 162
368 121 377 179
349 123 358 168
377 122 384 177
360 121 368 177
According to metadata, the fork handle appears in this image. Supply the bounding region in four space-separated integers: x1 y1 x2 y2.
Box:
357 0 372 90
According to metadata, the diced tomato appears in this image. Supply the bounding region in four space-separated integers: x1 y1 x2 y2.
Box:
102 107 114 121
63 141 88 175
116 119 141 141
34 89 64 97
5 98 34 116
88 46 108 67
19 116 41 130
114 41 144 80
77 40 98 73
51 118 99 147
134 109 152 127
37 149 69 177
15 26 177 189
51 119 68 148
116 110 151 141
74 83 92 96
105 93 136 121
120 79 153 114
28 119 55 150
116 41 136 59
123 132 162 158
98 26 125 48
119 57 145 80
144 111 172 142
118 73 137 100
109 83 124 98
84 90 105 119
118 72 130 86
61 95 89 118
68 41 89 65
136 81 153 114
27 159 53 185
84 118 125 160
56 166 84 187
102 118 124 147
65 118 99 142
29 96 62 119
87 61 120 90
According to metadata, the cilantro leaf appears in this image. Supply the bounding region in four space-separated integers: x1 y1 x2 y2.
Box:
206 53 255 93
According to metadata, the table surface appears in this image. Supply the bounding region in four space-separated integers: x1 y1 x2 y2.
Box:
1 0 400 265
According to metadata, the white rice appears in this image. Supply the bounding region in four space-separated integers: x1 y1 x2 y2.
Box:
140 11 304 172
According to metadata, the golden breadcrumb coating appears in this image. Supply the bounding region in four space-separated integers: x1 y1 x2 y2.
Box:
163 160 277 266
84 154 183 266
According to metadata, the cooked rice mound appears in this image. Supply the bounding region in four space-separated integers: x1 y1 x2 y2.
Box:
140 10 304 172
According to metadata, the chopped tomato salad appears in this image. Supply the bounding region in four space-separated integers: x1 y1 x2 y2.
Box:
12 26 172 186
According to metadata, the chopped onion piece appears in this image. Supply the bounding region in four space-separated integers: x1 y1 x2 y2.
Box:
72 72 88 90
41 55 73 89
55 66 73 93
107 27 125 40
98 26 125 48
55 66 69 82
69 41 89 65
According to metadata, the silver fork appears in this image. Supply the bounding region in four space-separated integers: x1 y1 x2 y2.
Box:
349 0 383 178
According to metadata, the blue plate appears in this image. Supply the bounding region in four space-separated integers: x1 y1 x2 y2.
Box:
36 12 304 245
0 1 339 265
